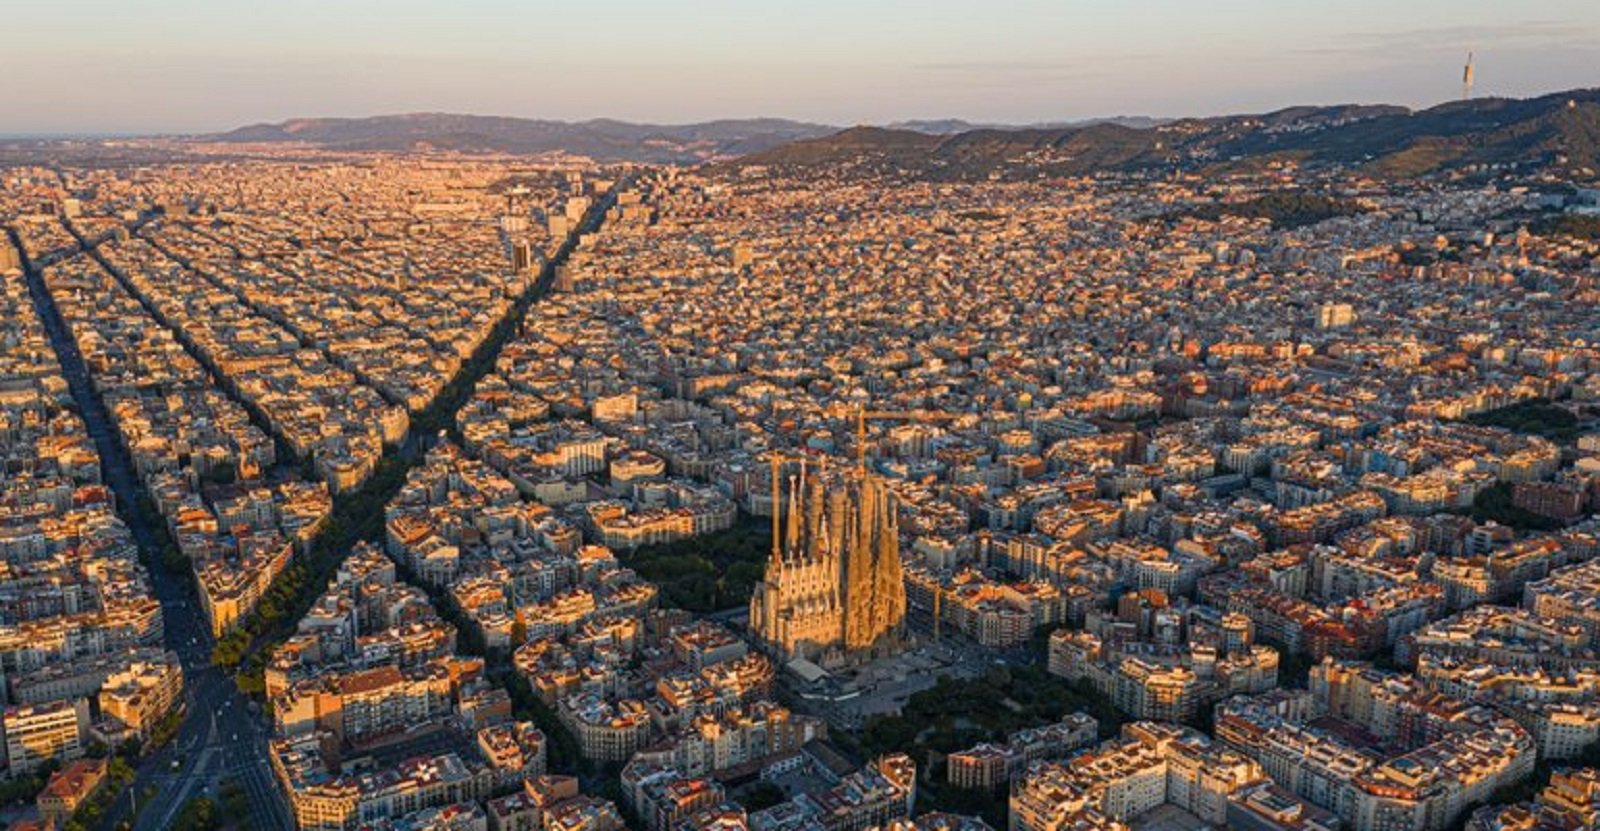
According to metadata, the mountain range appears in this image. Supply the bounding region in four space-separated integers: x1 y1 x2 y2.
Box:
205 88 1600 179
210 114 839 163
884 116 1168 135
205 113 1172 162
736 90 1600 181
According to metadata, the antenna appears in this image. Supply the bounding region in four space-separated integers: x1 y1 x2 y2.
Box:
1462 52 1475 101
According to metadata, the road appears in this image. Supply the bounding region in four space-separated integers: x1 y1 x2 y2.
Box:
7 179 625 831
9 221 295 831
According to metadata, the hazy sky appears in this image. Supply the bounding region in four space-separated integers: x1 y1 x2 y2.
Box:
5 0 1599 134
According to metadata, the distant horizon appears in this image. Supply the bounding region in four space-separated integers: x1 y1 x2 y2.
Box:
4 1 1597 135
5 80 1599 142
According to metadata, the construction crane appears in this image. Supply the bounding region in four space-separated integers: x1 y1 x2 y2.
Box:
821 403 967 469
821 404 968 640
765 450 821 563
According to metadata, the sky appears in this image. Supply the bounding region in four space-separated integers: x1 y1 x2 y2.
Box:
4 0 1599 135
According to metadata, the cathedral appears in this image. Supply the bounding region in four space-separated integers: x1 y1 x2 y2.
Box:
749 465 907 667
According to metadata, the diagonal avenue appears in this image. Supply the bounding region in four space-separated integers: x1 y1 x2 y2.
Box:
9 174 620 831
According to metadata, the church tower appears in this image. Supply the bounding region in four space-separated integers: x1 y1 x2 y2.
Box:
750 462 906 666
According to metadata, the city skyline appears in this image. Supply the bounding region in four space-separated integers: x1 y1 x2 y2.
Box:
5 5 1600 830
4 1 1600 134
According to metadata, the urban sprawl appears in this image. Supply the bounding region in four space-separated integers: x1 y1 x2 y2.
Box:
1 147 1599 831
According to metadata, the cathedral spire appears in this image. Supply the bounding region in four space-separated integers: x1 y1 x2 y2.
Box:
785 473 802 561
751 463 906 665
769 455 783 571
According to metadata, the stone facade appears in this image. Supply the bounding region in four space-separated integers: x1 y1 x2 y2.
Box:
750 468 907 666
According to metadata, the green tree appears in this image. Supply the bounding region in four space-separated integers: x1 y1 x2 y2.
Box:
171 796 219 831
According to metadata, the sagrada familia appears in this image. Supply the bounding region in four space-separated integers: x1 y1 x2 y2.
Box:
749 465 907 667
